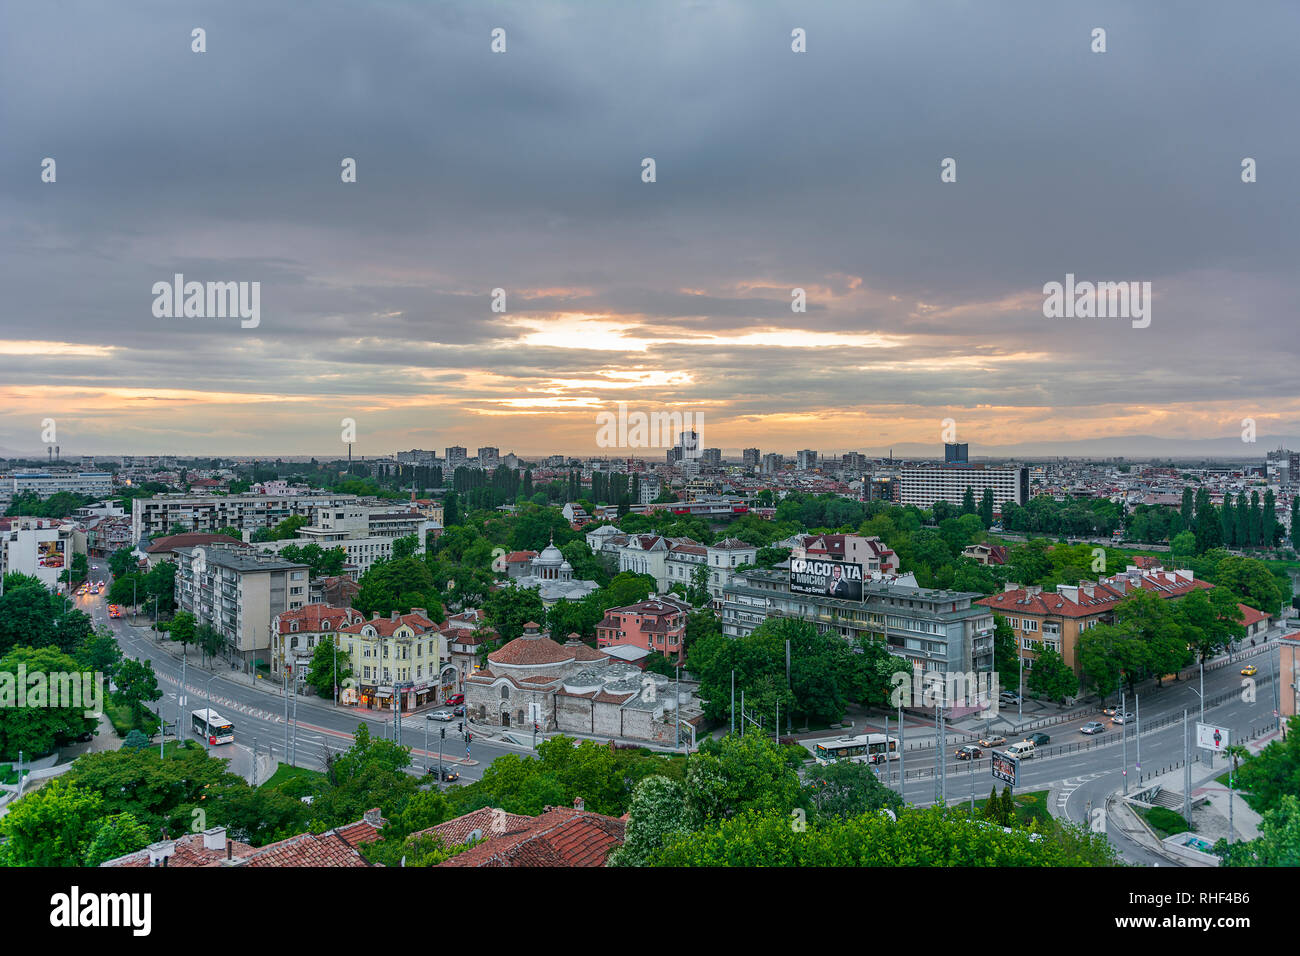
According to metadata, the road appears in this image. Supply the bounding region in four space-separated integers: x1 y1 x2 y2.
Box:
82 559 530 785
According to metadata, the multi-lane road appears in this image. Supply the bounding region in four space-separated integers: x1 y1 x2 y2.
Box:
79 559 530 785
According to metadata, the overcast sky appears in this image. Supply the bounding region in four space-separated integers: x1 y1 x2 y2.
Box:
1 0 1297 459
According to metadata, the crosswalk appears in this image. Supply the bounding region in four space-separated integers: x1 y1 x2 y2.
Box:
159 672 284 723
1056 772 1106 812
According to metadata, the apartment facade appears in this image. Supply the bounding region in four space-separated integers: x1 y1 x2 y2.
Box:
132 492 360 542
338 609 452 711
720 568 994 676
11 471 113 499
271 604 365 687
596 596 691 663
0 517 86 589
173 544 310 667
898 464 1029 512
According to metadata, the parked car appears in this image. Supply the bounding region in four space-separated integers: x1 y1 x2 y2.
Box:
999 692 1021 706
430 710 455 722
955 745 984 760
1241 664 1258 677
978 734 1007 749
446 694 465 705
1111 712 1134 725
426 765 460 782
1080 721 1106 735
1022 732 1050 746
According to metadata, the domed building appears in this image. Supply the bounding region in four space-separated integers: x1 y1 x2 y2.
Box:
502 535 599 606
465 622 703 745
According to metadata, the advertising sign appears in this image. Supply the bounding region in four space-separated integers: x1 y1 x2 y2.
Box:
789 557 863 600
1196 723 1230 752
37 538 65 568
991 749 1019 787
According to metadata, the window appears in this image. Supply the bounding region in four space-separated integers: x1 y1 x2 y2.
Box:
1023 619 1039 632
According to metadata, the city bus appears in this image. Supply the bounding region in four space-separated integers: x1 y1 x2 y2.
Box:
812 733 899 766
192 708 234 745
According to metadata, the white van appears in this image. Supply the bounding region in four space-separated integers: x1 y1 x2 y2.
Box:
1006 741 1036 759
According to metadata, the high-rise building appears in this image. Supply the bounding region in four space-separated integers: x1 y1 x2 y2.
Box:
700 448 722 466
742 448 760 468
477 447 500 469
898 465 1028 511
445 446 468 469
796 449 818 470
761 453 784 474
944 443 969 465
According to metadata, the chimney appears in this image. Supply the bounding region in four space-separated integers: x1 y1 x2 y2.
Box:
147 840 176 867
363 808 385 829
573 796 585 812
202 826 227 853
391 610 400 621
1003 582 1019 592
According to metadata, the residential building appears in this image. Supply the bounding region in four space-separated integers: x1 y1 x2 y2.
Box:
477 447 500 469
596 596 691 662
10 471 113 499
945 443 969 464
706 537 758 596
141 531 247 568
131 492 359 542
173 544 310 667
338 609 452 710
796 449 818 470
761 453 784 474
961 543 1008 566
720 568 995 676
419 801 625 868
271 604 365 687
898 464 1028 511
445 446 468 469
0 517 85 589
742 448 760 468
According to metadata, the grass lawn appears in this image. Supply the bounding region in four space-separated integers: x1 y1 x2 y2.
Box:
260 763 326 790
966 789 1052 828
106 698 161 737
1141 805 1192 839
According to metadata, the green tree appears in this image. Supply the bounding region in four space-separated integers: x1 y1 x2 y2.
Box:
804 758 902 822
685 730 805 823
483 585 547 644
82 812 153 866
113 657 162 727
0 779 106 866
1214 794 1300 867
1234 716 1300 816
108 547 138 578
1026 647 1078 702
607 775 697 867
168 610 197 656
978 489 995 529
305 634 352 700
0 646 99 760
353 557 441 618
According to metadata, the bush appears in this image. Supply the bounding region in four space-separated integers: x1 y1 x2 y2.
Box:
1143 806 1191 837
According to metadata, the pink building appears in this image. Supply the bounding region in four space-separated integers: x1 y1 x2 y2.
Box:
596 596 690 663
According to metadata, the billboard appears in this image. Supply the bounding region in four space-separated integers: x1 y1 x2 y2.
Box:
991 750 1019 787
789 557 863 600
37 538 65 568
1196 723 1230 752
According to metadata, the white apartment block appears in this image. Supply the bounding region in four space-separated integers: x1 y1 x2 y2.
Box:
898 465 1029 512
131 492 361 543
255 504 434 572
173 544 310 666
0 518 86 589
11 471 113 499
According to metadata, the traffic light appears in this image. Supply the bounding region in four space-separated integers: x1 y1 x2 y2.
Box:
533 722 539 733
440 727 446 740
457 721 463 733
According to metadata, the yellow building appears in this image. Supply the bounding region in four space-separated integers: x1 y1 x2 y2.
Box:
337 609 453 711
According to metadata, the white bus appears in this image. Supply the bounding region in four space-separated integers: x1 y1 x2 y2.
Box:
192 708 234 745
812 733 899 766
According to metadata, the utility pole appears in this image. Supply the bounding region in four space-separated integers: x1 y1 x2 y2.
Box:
675 665 680 751
1121 689 1128 795
1134 693 1140 778
439 726 445 780
1199 657 1206 765
251 736 257 787
897 696 905 801
1228 749 1237 844
940 706 947 806
1182 710 1191 823
730 670 735 735
291 670 298 766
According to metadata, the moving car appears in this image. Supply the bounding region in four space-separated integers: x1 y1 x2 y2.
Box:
955 745 984 760
1241 664 1258 677
1111 712 1134 725
1005 741 1036 759
1101 705 1119 716
1022 732 1050 746
452 705 465 716
426 765 460 782
1080 721 1106 735
430 710 455 722
108 605 121 619
978 734 1007 749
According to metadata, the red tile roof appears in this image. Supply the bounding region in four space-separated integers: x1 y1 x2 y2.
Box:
341 610 439 638
100 833 256 867
277 604 364 635
488 633 575 667
437 807 625 867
